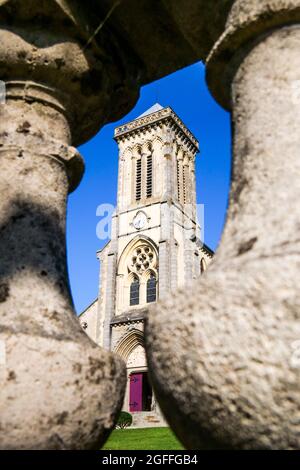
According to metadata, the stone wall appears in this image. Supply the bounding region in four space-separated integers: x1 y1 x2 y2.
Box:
78 300 98 342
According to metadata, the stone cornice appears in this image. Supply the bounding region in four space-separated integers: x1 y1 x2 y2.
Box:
111 316 145 327
110 307 148 326
200 243 214 258
114 106 199 153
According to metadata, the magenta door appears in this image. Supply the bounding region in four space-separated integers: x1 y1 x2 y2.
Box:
129 373 143 412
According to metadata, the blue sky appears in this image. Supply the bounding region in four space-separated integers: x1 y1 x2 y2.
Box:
67 61 231 314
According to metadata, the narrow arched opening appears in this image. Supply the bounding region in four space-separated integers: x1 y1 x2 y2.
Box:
130 276 140 306
146 273 157 303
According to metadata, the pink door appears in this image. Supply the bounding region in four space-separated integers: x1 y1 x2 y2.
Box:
129 373 143 412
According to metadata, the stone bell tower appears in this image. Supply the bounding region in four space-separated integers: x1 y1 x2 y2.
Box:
80 104 213 424
112 102 205 306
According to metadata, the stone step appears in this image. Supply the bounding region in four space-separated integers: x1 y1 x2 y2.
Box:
130 411 168 429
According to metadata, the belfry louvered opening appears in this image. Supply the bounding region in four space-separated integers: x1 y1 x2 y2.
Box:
136 159 142 201
146 154 153 198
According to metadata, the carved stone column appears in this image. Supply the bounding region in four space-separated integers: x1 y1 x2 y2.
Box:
146 0 300 449
0 2 140 449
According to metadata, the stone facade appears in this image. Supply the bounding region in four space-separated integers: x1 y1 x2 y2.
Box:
80 104 213 427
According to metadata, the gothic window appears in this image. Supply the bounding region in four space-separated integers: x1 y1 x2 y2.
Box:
129 245 155 274
147 273 157 303
130 276 140 306
122 240 158 310
136 159 142 201
146 154 153 198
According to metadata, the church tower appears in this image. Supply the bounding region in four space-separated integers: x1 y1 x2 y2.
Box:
79 104 213 424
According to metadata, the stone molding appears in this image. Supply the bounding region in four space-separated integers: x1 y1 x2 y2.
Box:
114 106 199 153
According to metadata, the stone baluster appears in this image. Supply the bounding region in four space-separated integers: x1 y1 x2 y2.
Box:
146 0 300 449
0 2 140 449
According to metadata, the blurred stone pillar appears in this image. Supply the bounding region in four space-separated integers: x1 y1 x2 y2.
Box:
146 0 300 449
0 1 140 449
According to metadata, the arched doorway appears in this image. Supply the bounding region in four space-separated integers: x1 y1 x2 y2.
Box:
114 330 154 413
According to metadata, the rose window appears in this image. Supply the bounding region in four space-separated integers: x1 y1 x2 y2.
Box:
129 245 156 273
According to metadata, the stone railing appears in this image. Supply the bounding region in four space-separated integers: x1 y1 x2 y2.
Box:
1 0 300 450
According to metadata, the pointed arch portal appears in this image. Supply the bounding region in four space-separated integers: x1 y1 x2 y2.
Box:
114 330 153 412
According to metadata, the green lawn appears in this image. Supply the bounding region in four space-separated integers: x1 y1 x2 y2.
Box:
102 427 184 450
